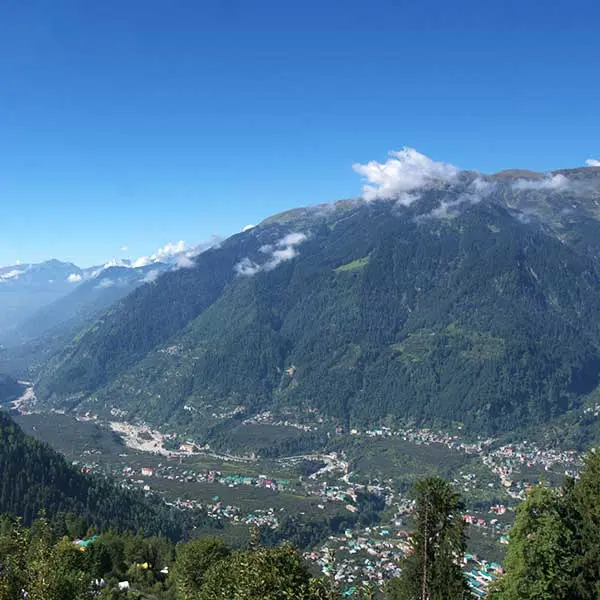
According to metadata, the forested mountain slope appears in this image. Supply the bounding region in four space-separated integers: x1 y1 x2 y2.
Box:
0 375 24 404
0 410 191 538
36 168 600 436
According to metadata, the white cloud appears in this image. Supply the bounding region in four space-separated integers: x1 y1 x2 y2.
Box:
107 259 127 267
97 237 221 274
120 245 129 252
131 256 153 268
95 278 116 289
234 257 262 276
352 147 461 202
67 273 82 283
430 197 470 219
153 241 186 261
242 224 255 232
172 237 222 271
264 246 299 270
278 232 307 246
471 178 494 194
132 240 188 269
175 255 195 269
235 232 308 276
586 158 600 167
427 178 495 220
142 269 161 283
396 192 422 207
88 258 130 278
512 174 569 191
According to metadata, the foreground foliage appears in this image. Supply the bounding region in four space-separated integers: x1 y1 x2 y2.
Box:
386 477 469 600
492 449 600 600
0 517 379 600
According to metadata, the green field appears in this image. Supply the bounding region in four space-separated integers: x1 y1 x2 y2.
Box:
334 435 467 484
15 413 125 458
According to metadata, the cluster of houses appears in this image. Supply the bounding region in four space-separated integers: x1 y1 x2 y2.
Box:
463 513 511 538
208 471 290 491
129 457 376 512
242 410 317 432
584 403 600 417
342 423 581 508
463 555 503 598
341 424 492 458
481 442 580 496
136 463 292 493
65 409 592 600
168 497 280 528
205 501 280 529
306 527 406 590
303 526 506 597
72 534 98 550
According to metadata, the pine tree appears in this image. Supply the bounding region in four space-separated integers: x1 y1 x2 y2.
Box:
386 477 469 600
198 544 313 600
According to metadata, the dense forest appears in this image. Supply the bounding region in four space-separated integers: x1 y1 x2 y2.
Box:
0 376 24 405
33 168 600 439
0 411 204 540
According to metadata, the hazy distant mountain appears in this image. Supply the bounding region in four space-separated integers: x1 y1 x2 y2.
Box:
34 166 600 439
13 263 170 344
0 263 173 379
0 259 179 348
0 240 218 347
0 260 84 339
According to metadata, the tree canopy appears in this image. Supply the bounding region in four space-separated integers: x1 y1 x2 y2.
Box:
386 476 469 600
492 449 600 600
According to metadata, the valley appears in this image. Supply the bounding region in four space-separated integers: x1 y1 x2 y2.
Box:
10 380 584 592
2 4 599 595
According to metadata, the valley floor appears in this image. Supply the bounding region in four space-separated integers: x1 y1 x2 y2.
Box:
10 384 584 595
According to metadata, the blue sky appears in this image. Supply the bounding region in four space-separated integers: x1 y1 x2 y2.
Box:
1 0 599 267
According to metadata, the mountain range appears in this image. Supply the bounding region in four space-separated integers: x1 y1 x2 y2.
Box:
0 259 83 339
0 240 226 379
18 164 600 443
